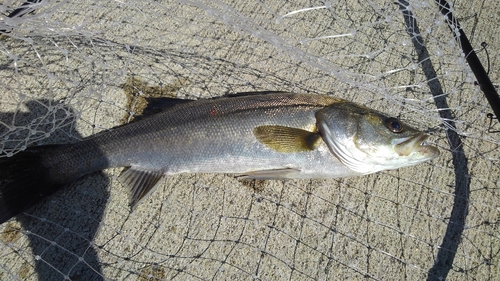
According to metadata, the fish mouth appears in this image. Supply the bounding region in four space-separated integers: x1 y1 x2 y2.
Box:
394 134 440 159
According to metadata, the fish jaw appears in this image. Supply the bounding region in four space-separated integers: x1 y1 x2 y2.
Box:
393 133 440 163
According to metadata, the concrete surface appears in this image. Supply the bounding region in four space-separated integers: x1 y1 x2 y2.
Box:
0 0 499 280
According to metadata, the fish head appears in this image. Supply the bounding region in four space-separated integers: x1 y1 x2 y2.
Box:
316 102 439 175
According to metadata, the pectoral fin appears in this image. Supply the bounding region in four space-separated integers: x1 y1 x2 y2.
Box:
253 125 321 153
119 167 165 209
236 168 301 179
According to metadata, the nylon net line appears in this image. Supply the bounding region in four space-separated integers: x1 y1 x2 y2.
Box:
0 0 499 280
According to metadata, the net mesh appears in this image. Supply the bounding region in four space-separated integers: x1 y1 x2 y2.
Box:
0 0 499 280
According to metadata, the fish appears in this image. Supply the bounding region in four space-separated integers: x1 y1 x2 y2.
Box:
0 92 439 224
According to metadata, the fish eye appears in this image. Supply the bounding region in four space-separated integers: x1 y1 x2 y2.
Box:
385 117 404 133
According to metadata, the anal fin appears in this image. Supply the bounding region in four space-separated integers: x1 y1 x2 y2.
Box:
236 168 301 180
119 167 165 209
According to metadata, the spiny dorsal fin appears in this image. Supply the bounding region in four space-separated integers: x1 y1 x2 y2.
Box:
253 125 321 153
142 97 194 114
130 97 195 123
119 167 165 209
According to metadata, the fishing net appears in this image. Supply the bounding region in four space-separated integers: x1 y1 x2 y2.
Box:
0 0 499 280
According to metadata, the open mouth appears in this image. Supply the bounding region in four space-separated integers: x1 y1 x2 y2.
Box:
394 134 440 158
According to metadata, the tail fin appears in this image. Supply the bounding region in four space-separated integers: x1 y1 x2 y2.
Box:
0 146 64 224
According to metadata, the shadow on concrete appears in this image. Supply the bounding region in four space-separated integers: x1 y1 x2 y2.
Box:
0 99 107 281
398 1 470 280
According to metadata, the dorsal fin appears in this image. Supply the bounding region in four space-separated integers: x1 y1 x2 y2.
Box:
225 91 288 98
130 97 195 122
143 97 195 113
137 92 287 117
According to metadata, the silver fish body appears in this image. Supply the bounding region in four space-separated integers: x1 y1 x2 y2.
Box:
0 92 439 223
93 93 355 177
